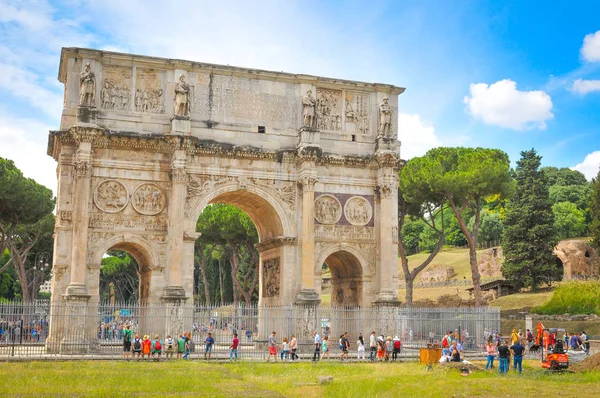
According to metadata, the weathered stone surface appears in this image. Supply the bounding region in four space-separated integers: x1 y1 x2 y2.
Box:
553 239 600 279
420 266 456 283
47 48 407 349
478 247 503 277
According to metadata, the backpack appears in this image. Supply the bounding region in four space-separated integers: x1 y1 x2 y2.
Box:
526 331 533 341
442 336 449 348
167 338 173 349
124 330 131 343
133 339 141 350
155 340 162 351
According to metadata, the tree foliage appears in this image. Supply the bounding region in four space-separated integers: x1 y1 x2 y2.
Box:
402 147 511 305
501 149 560 289
0 158 55 302
553 201 587 239
590 168 600 251
195 204 259 305
541 167 588 187
100 251 139 302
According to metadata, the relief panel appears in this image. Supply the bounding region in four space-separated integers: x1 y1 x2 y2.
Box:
135 68 165 113
344 92 370 135
100 65 132 111
316 89 342 131
93 180 129 213
262 257 281 298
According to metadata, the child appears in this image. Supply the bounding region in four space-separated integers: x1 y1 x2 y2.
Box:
152 335 163 361
132 333 142 360
267 331 277 362
204 332 214 360
177 334 186 360
385 336 393 361
165 335 175 360
280 338 290 361
141 334 151 360
357 334 365 361
230 333 239 361
320 335 330 361
377 336 386 361
392 336 401 362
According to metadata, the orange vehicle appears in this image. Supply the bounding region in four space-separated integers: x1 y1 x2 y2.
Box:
532 322 569 370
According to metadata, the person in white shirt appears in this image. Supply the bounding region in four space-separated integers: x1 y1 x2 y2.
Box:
357 333 366 360
290 334 298 361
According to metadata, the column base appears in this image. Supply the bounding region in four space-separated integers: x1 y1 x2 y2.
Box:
76 106 98 125
171 116 191 135
295 288 321 304
162 286 188 303
373 290 400 306
374 135 400 154
64 283 90 297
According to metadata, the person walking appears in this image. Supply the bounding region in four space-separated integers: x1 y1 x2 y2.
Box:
320 335 330 361
510 339 525 374
497 340 510 374
229 333 239 361
485 340 497 370
312 331 321 361
280 338 290 361
267 331 278 362
357 334 365 361
369 331 377 362
290 334 298 361
340 333 350 362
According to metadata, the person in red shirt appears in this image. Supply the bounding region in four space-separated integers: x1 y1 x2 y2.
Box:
230 333 239 361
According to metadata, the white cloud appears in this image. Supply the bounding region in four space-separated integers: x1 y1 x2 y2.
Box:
398 113 442 159
0 110 57 195
581 30 600 62
464 79 553 130
571 78 600 94
572 151 600 180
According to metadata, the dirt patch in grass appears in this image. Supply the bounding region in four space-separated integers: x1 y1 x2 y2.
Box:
572 353 600 372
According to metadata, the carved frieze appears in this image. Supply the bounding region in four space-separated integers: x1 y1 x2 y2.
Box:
89 213 167 231
100 65 132 111
316 89 342 131
57 211 73 226
253 178 296 211
314 225 375 241
262 257 281 298
132 183 166 215
94 180 129 213
344 196 373 226
314 194 342 225
187 175 233 198
345 92 370 135
135 68 165 113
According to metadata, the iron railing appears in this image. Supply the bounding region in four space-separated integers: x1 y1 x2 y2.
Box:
0 300 500 360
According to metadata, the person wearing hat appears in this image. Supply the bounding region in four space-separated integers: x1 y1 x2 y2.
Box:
392 336 401 361
377 335 385 361
141 334 151 359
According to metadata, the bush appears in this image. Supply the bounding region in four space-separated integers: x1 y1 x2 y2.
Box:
533 281 600 315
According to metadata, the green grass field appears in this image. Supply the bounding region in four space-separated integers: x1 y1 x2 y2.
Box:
2 360 599 397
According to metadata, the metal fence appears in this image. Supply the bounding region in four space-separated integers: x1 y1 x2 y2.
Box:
0 300 500 360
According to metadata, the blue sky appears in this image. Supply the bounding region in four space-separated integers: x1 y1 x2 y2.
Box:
1 0 599 194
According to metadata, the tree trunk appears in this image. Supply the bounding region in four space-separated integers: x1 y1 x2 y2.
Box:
447 198 483 306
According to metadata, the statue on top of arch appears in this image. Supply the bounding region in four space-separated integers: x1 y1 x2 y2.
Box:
174 74 191 117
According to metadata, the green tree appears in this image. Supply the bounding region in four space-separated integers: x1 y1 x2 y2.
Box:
400 219 425 254
553 201 587 239
399 161 448 306
590 168 600 250
195 204 259 305
100 251 139 302
549 185 592 211
468 209 503 243
542 167 588 187
502 149 560 289
0 158 55 302
404 147 511 305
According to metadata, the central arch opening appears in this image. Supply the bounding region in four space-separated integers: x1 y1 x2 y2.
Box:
324 251 363 307
98 243 152 304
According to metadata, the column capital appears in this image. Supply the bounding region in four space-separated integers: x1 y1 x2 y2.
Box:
298 175 318 191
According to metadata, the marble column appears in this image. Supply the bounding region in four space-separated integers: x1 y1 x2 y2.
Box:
65 140 93 297
163 149 187 301
296 174 320 302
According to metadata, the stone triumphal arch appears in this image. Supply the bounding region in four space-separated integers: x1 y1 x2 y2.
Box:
47 48 404 316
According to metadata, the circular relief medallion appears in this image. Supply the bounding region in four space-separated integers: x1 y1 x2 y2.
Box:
94 180 129 213
344 196 373 226
314 194 342 225
132 183 166 215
